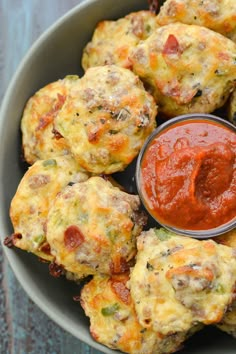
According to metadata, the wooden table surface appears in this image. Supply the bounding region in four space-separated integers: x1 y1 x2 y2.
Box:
0 1 103 353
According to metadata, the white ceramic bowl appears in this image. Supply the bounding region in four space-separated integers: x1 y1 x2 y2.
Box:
0 1 235 353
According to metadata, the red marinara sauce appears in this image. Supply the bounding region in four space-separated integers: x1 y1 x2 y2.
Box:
139 118 236 230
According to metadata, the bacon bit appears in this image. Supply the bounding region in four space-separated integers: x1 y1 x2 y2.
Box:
39 242 51 255
111 279 131 305
148 0 159 14
64 225 85 251
88 130 99 143
55 93 66 110
73 295 81 302
4 233 22 248
36 94 66 131
218 52 230 61
37 114 53 131
157 78 181 100
52 127 63 140
163 34 180 55
4 236 15 248
49 262 64 278
110 256 130 274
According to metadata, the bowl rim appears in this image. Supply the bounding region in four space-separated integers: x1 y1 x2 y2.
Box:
135 113 236 239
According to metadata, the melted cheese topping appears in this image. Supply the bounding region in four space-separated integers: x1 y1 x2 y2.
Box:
130 228 236 335
21 75 79 164
130 23 236 118
82 11 159 70
157 0 236 41
81 273 196 354
10 155 89 260
46 176 145 279
54 65 157 174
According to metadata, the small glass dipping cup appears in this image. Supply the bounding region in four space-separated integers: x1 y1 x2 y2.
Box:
136 113 236 239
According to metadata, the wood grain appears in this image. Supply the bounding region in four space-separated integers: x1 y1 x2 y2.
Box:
0 1 103 353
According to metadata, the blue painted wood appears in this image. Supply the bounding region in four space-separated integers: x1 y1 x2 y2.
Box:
0 1 104 353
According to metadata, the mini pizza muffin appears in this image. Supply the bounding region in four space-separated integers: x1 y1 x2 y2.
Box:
21 75 79 164
80 273 199 354
129 228 236 336
157 0 236 42
82 11 159 70
46 176 146 278
215 229 236 337
130 23 236 118
54 65 157 174
9 155 89 261
227 89 236 125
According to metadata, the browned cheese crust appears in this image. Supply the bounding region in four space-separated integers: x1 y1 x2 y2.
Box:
130 228 236 336
157 0 236 42
82 11 159 70
80 273 197 354
130 23 236 118
54 65 157 174
21 75 79 164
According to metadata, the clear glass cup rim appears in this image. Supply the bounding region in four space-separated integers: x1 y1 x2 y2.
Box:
135 113 236 239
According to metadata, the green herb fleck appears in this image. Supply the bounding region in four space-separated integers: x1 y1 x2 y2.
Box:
101 303 120 316
34 234 45 245
145 24 151 33
214 283 225 294
154 228 173 241
65 75 79 80
109 130 119 135
43 159 57 167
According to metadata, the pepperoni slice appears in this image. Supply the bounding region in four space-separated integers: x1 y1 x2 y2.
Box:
163 34 180 55
64 225 85 251
111 278 131 305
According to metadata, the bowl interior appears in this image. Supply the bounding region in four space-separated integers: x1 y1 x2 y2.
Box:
0 0 236 353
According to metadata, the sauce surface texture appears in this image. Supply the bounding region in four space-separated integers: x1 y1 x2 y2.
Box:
140 119 236 230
